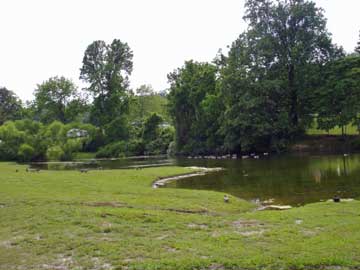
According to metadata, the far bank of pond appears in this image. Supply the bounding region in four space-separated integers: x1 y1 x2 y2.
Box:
30 153 360 206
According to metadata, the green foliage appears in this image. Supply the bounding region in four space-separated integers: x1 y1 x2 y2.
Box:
129 85 170 122
46 145 64 161
314 56 360 133
243 0 342 129
168 61 220 154
17 144 35 162
0 87 22 125
356 31 360 54
95 141 128 158
80 39 133 128
0 120 98 161
145 126 174 155
143 113 163 143
33 76 86 124
62 139 83 161
104 116 130 143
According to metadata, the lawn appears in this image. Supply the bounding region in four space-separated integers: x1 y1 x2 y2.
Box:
1 162 360 269
306 122 359 136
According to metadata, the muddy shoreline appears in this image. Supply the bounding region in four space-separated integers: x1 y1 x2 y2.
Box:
152 167 224 188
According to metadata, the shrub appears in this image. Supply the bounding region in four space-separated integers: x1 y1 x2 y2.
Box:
62 139 83 161
17 144 35 162
127 139 145 156
46 145 64 161
96 141 127 158
145 126 174 155
0 121 26 160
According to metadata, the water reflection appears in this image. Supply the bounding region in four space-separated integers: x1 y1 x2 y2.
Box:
169 154 360 206
30 154 360 206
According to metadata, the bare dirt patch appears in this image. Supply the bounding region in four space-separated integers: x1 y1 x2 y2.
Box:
0 240 12 249
187 223 209 229
84 202 130 208
232 219 264 228
232 219 266 237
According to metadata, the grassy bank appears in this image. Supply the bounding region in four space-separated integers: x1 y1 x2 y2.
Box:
1 163 360 269
307 121 359 136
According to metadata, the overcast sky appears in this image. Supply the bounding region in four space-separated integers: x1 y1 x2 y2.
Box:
0 0 359 101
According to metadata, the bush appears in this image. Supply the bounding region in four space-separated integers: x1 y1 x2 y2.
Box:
127 139 145 156
145 126 174 155
96 141 127 158
46 146 64 161
62 139 83 161
0 121 26 160
17 144 35 162
104 117 130 143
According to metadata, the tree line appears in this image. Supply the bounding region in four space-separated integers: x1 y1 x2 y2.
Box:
167 0 360 155
0 40 172 161
1 0 360 160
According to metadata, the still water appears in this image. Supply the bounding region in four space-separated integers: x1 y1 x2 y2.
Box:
31 154 360 206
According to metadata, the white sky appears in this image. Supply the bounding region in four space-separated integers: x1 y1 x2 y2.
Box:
0 0 359 101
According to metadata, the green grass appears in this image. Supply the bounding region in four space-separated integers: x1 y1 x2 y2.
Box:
307 122 359 136
1 163 360 269
74 152 97 160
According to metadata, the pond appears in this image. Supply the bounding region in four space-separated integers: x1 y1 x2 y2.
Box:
30 153 360 206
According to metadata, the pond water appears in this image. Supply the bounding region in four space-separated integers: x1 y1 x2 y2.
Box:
30 154 360 206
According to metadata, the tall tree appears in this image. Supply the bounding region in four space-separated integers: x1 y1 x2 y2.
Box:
315 56 360 134
80 39 133 128
356 31 360 54
167 61 220 154
219 34 290 153
243 0 342 130
136 84 154 119
0 87 22 125
34 76 85 123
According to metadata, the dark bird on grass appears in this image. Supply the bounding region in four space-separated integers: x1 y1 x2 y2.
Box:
333 195 341 203
80 169 89 173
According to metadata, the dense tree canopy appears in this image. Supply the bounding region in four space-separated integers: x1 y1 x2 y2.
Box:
243 0 342 130
166 0 344 154
80 39 133 127
33 76 85 123
168 61 220 154
315 56 360 134
0 87 22 125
